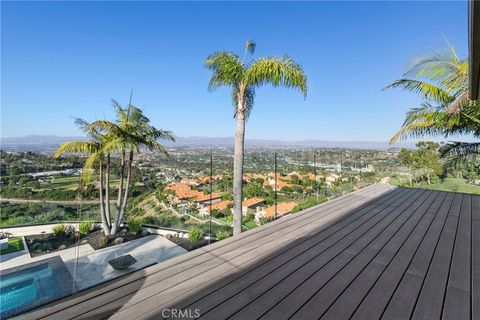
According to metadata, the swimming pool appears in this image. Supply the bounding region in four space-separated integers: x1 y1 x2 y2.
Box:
0 256 74 319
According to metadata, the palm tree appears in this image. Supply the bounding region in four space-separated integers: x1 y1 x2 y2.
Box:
385 45 480 165
205 40 307 235
95 100 175 234
54 118 116 235
55 98 175 236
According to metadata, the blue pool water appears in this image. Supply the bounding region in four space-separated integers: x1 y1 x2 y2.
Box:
0 263 60 315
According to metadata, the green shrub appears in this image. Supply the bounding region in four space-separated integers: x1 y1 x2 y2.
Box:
244 213 255 223
243 220 257 229
51 224 66 236
215 230 231 241
142 216 156 225
188 226 203 247
127 217 142 235
43 243 52 251
79 221 93 235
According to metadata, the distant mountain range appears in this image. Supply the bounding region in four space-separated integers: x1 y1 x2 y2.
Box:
0 135 416 151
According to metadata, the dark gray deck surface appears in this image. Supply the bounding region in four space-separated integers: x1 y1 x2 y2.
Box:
18 184 479 320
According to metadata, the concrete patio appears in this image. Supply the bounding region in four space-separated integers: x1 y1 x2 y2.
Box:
0 234 187 291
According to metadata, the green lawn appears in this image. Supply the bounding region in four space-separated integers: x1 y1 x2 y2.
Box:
429 178 480 195
0 237 25 255
50 175 85 184
45 175 120 191
391 177 480 195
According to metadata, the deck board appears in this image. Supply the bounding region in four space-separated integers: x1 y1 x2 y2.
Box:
320 191 446 320
243 189 430 320
200 189 424 320
16 185 480 320
286 189 437 319
411 193 463 320
443 194 472 319
380 192 454 320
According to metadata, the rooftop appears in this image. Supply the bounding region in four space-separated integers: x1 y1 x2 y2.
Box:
242 197 265 208
18 184 479 320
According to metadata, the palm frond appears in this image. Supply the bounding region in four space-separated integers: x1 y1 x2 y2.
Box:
82 153 103 183
405 48 460 79
244 40 256 60
388 44 479 148
245 56 307 97
204 52 244 91
383 79 453 104
440 141 480 166
402 47 468 95
54 141 99 158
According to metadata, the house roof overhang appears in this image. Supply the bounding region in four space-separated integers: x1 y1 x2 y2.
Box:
469 0 480 99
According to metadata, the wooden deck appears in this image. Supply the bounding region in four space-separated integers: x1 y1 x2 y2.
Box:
18 184 479 320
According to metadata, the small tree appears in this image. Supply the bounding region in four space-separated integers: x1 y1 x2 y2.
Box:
399 148 415 186
414 142 443 186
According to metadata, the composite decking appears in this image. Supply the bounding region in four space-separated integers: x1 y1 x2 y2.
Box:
18 184 479 320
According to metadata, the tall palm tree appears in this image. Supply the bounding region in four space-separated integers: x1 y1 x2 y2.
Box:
386 45 480 165
205 40 307 235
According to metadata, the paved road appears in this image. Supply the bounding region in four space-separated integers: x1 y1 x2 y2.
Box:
0 198 116 205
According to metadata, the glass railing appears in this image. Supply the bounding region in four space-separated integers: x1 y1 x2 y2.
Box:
1 146 479 318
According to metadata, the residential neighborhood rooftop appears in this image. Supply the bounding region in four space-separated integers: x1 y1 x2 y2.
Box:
18 184 479 320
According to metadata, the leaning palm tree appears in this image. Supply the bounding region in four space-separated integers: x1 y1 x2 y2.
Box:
385 44 480 165
205 40 307 235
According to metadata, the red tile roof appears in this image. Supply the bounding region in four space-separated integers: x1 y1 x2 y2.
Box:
242 197 265 208
263 202 297 218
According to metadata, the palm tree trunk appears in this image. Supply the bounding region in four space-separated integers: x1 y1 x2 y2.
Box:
112 150 126 234
232 104 246 236
98 161 110 236
114 150 134 234
116 150 126 212
105 153 111 227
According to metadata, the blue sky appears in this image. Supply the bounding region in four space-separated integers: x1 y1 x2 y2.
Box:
1 1 469 142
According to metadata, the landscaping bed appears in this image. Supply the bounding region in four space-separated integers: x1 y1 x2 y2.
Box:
25 227 148 258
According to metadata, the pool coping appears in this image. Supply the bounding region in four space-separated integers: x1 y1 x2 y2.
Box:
0 256 75 319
